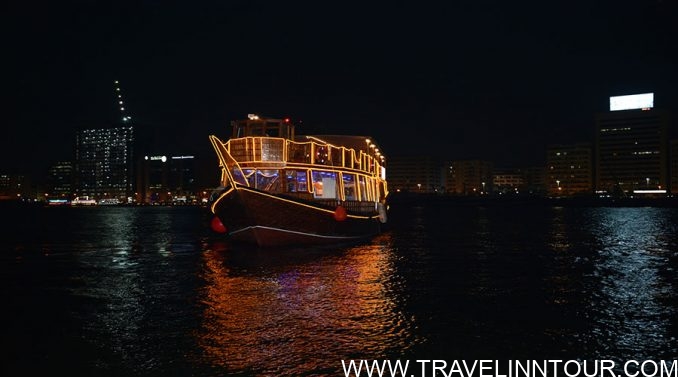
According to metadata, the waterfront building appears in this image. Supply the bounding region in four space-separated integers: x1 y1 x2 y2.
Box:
387 155 444 194
137 154 200 204
492 168 524 194
595 93 670 196
446 160 493 195
75 126 135 201
0 173 32 200
517 167 547 195
46 161 73 199
546 143 593 196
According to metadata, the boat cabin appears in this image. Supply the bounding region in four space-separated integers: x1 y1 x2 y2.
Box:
214 114 388 210
232 114 295 139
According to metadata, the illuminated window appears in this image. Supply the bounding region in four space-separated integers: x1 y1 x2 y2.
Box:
312 170 338 199
285 170 308 193
342 173 357 200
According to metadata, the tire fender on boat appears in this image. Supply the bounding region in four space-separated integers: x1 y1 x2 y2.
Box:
333 205 347 221
377 202 387 223
210 216 228 233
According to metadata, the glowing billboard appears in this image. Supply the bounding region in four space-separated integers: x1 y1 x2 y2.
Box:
609 93 654 111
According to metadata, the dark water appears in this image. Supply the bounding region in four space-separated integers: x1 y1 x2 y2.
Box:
1 203 677 376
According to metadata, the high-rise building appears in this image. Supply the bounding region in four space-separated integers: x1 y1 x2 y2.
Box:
546 143 593 196
46 161 73 198
595 93 670 196
137 153 200 203
75 126 135 201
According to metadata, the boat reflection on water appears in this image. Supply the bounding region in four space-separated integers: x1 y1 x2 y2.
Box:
194 233 420 375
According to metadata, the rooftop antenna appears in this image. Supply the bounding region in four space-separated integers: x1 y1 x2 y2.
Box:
113 80 132 123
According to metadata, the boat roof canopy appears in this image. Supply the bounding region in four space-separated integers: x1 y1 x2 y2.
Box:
231 115 295 139
230 115 384 160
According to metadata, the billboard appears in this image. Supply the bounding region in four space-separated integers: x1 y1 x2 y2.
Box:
609 93 654 111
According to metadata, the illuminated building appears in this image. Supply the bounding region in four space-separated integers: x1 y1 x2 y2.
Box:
446 160 493 195
387 155 443 193
0 174 31 200
75 126 135 201
493 168 524 194
519 167 547 195
138 154 198 203
46 161 73 198
595 93 670 196
546 143 592 196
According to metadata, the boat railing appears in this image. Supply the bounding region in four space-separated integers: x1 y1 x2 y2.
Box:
313 199 378 214
226 137 383 176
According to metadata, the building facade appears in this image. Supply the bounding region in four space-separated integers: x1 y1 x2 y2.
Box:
0 174 32 200
595 94 670 196
546 143 593 196
75 126 135 201
445 160 493 195
386 155 444 194
493 168 524 194
137 154 200 204
46 161 73 199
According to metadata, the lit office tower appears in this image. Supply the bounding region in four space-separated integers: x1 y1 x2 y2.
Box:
75 126 135 201
595 93 670 196
546 143 592 196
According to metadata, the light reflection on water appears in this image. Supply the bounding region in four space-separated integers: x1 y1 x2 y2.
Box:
1 205 677 375
582 208 678 360
543 207 678 362
195 233 420 376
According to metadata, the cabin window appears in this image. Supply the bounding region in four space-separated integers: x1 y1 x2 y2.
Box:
285 170 308 193
342 173 357 200
288 142 311 164
358 175 369 201
250 125 265 136
312 170 338 199
265 122 280 137
330 146 342 167
261 139 284 161
242 169 256 187
257 169 280 192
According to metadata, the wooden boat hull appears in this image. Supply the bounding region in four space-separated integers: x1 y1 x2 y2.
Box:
210 186 382 247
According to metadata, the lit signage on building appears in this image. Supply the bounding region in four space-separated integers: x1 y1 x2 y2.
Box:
171 155 194 160
609 93 654 111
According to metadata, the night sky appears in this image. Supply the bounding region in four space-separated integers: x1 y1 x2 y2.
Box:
4 0 677 179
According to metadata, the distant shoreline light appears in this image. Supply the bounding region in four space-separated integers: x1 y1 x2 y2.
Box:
609 93 654 111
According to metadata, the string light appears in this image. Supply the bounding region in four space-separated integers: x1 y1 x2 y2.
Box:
113 80 133 123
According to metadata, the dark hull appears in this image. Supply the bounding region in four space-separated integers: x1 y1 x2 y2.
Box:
211 186 382 247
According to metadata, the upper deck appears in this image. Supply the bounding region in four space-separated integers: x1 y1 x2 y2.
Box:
226 115 386 178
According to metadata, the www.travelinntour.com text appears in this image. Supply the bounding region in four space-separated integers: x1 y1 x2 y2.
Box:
340 359 678 377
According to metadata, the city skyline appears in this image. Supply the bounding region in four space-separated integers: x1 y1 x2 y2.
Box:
4 1 677 178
